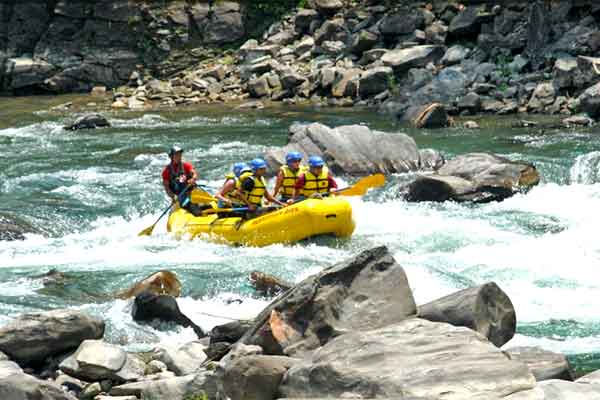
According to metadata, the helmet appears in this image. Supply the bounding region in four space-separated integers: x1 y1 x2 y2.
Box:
250 158 267 171
233 162 249 177
285 151 303 165
168 145 183 158
308 155 324 167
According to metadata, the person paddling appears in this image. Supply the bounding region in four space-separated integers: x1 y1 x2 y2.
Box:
215 162 250 208
272 151 307 203
292 155 337 202
162 145 201 214
239 158 285 214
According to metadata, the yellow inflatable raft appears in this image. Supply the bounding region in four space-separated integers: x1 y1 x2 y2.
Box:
167 197 355 247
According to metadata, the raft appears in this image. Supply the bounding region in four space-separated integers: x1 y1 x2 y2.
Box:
167 197 355 247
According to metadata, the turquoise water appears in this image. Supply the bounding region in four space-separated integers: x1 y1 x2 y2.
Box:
1 96 600 373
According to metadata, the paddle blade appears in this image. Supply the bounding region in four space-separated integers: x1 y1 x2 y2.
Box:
190 188 215 203
338 173 386 196
138 224 155 237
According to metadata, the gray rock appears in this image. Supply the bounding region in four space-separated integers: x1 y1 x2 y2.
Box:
62 340 124 379
449 5 493 36
464 120 481 129
308 0 343 15
0 360 23 379
0 310 104 366
562 115 594 128
153 342 207 376
64 113 110 130
147 360 168 375
360 48 388 65
0 373 77 400
572 56 600 90
418 282 516 347
350 30 379 54
405 103 450 129
5 57 55 91
241 45 281 63
320 40 346 56
382 45 445 72
210 320 254 345
506 347 573 382
379 10 425 36
553 57 578 89
525 1 551 69
537 379 600 399
358 66 393 98
458 92 482 114
578 82 600 118
527 82 556 112
267 30 297 46
331 68 361 98
577 369 600 384
294 9 320 34
314 19 350 45
294 36 315 56
419 148 445 170
222 356 297 400
264 122 420 175
280 73 307 90
279 318 536 399
441 45 470 65
425 21 448 45
241 246 417 356
111 370 217 400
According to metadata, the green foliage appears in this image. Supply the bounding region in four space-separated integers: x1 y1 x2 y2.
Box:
388 74 400 96
183 392 209 400
497 82 508 93
243 0 307 38
496 54 513 79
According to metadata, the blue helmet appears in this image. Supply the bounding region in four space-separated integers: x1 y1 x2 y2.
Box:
285 151 303 165
308 155 324 167
250 158 267 171
233 162 249 177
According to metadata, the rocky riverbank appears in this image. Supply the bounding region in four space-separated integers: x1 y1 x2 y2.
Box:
3 1 600 122
0 246 598 399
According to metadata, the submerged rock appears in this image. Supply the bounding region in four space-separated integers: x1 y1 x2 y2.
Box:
264 122 420 175
279 318 536 399
406 102 450 128
132 291 205 338
0 310 104 366
63 113 111 130
240 246 416 356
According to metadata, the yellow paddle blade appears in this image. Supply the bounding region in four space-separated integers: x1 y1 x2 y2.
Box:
138 224 155 237
190 188 216 203
337 173 386 196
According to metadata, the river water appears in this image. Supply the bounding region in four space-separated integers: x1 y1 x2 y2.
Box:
1 96 600 373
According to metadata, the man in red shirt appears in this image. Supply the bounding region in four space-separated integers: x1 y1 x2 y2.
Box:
292 155 337 202
162 145 198 204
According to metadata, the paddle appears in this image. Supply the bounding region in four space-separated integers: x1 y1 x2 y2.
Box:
138 186 192 237
190 186 217 203
334 173 386 196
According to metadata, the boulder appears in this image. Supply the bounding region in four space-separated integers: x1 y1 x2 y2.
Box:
402 153 540 203
110 371 217 400
264 122 420 175
331 68 361 98
0 373 77 400
115 270 182 299
418 282 516 347
314 19 350 45
248 76 270 98
240 246 416 356
210 320 254 345
449 5 493 36
419 148 445 170
5 58 55 91
59 340 144 382
406 103 450 129
320 40 346 56
294 36 315 56
153 342 207 376
525 1 551 69
0 360 23 379
350 30 379 55
63 113 110 130
279 318 536 399
294 9 319 34
249 271 293 297
562 115 594 128
131 291 205 338
382 45 445 72
281 73 307 91
578 82 600 119
358 66 392 98
0 310 104 366
527 82 556 113
506 347 574 382
441 45 471 65
379 10 425 36
577 369 600 384
222 356 297 400
535 379 600 399
308 0 343 16
458 92 482 114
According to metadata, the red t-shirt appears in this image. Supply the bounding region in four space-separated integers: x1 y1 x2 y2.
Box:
295 173 338 190
162 162 194 183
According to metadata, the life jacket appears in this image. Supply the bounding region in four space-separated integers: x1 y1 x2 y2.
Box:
222 173 243 204
239 171 267 206
168 162 191 195
280 165 307 198
302 166 330 197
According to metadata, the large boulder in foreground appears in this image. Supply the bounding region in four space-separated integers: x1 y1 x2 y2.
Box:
418 282 516 347
0 310 104 366
264 123 421 176
0 373 77 400
132 291 205 338
279 318 536 399
241 246 417 356
402 153 540 203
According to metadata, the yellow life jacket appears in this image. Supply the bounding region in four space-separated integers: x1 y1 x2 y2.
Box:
239 171 267 206
280 165 307 197
302 166 330 197
222 173 242 203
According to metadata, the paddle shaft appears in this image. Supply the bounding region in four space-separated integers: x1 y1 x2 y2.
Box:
140 186 192 235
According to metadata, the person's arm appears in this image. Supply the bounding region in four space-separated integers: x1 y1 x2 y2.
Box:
215 180 235 206
265 190 285 206
328 174 338 193
185 163 198 185
272 170 284 198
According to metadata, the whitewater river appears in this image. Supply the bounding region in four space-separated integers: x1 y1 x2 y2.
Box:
1 96 600 373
